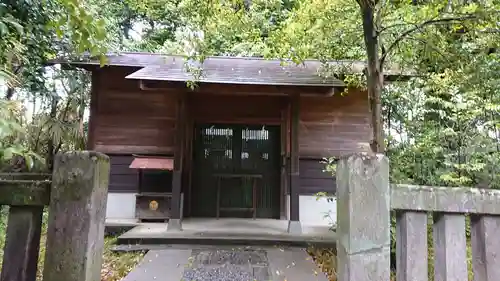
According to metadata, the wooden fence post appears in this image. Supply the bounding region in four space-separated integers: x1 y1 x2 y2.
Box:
336 153 390 281
42 151 110 281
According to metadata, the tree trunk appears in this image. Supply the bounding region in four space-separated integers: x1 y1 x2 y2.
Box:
4 66 21 100
46 96 59 171
5 87 15 100
77 96 86 150
360 3 385 153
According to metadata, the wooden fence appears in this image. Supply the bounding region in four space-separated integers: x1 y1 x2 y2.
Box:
336 153 500 281
0 151 110 281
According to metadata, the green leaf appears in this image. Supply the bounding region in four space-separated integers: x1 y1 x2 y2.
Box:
2 147 22 161
29 152 45 163
55 27 63 38
0 22 8 35
8 20 23 34
25 155 34 170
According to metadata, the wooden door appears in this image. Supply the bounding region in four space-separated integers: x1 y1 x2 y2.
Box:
191 124 281 218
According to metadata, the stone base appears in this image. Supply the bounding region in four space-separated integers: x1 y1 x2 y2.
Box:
287 220 302 235
167 218 182 231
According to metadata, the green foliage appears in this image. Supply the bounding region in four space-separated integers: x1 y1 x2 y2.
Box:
51 0 108 56
0 0 109 169
2 0 499 184
0 67 91 171
387 54 500 188
0 0 109 93
0 100 44 171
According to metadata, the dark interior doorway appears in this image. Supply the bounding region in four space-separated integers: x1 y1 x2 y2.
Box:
191 124 281 218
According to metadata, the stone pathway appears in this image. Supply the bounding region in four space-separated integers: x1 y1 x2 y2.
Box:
121 246 328 281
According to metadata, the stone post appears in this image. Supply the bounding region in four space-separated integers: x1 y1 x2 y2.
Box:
43 151 110 281
336 153 390 281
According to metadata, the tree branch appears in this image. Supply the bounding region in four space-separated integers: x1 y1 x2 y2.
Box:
406 36 450 60
380 15 476 68
379 18 435 34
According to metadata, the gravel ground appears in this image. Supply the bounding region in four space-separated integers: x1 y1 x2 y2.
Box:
182 248 271 281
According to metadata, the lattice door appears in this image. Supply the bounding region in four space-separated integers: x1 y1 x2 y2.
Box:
191 124 280 218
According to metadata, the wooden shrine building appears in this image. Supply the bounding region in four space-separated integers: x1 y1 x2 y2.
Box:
54 53 401 233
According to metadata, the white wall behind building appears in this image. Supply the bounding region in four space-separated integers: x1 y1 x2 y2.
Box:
286 195 337 227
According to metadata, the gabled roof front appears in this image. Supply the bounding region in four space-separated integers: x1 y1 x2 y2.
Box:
49 52 410 87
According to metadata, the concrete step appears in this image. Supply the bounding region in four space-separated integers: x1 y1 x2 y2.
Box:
116 234 336 248
116 224 337 248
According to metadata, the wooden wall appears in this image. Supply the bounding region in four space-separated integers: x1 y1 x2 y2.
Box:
299 90 371 158
89 66 370 197
296 91 369 195
91 67 178 154
108 155 138 192
90 66 370 158
189 93 286 125
299 159 336 195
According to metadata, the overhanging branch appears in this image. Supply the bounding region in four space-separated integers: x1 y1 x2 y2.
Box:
379 15 476 67
406 36 450 60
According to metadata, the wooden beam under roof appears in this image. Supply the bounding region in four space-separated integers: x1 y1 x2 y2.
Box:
137 80 342 97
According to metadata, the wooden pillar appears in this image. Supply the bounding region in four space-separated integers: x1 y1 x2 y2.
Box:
288 94 301 234
185 94 194 218
280 107 287 220
168 95 185 231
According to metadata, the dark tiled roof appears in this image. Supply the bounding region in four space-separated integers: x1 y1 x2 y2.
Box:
50 52 411 86
125 56 347 87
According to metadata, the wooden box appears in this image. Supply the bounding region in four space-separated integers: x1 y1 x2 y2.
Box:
135 192 172 221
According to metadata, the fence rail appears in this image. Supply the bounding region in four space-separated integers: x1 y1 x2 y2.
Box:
392 184 500 281
0 174 51 207
336 153 500 281
3 152 499 281
391 184 500 214
0 152 110 281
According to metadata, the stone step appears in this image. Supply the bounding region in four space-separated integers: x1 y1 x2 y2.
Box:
116 220 337 249
116 229 337 249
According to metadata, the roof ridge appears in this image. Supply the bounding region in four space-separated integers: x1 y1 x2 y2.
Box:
107 51 367 64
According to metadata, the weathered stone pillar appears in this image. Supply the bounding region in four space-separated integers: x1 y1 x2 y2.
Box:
336 153 390 281
43 151 110 281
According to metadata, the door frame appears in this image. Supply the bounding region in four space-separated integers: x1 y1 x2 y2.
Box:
188 122 284 219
